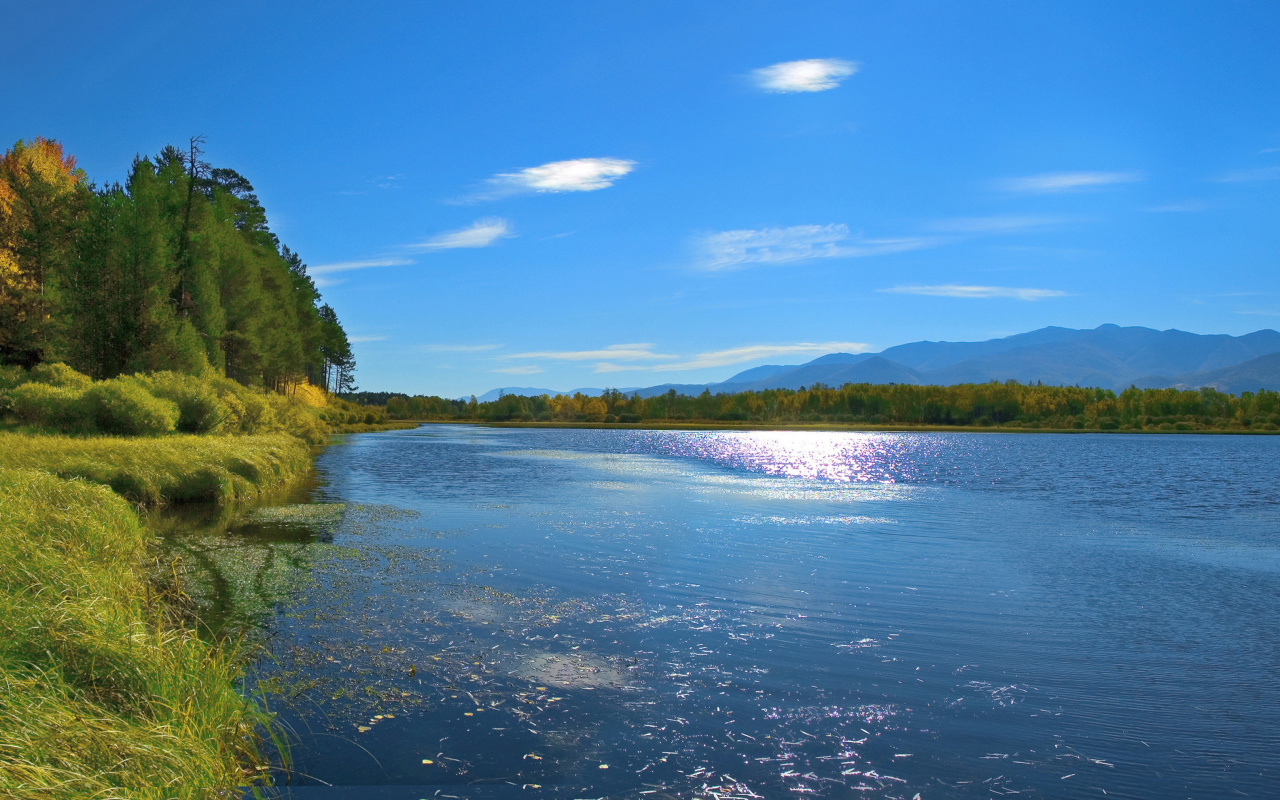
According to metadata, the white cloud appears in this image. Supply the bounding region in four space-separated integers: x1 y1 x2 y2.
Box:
493 340 874 375
507 344 674 362
753 59 858 93
413 218 513 250
997 171 1141 193
471 157 636 199
880 284 1067 301
422 343 503 353
696 223 931 271
1216 166 1280 183
928 215 1061 234
348 335 386 343
654 342 872 372
579 342 874 373
309 257 414 275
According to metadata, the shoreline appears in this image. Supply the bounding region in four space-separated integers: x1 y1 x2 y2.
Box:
391 419 1280 435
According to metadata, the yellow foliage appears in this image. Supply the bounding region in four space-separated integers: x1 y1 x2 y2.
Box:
0 138 83 325
0 137 81 197
288 380 328 408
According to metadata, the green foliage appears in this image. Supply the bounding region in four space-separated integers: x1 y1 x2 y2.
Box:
1 138 357 393
6 381 86 430
82 378 180 436
0 365 23 392
133 371 231 433
27 360 92 389
383 381 1280 432
1 366 347 443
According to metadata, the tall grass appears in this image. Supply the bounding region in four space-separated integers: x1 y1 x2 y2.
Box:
0 469 273 797
0 364 400 795
0 432 311 505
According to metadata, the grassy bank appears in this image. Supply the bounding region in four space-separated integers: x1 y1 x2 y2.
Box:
0 469 275 798
0 432 312 506
0 365 360 796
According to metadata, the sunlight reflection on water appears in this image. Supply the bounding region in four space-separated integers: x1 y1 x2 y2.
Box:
631 429 950 483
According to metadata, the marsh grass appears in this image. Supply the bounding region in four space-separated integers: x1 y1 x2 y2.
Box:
0 469 275 798
0 432 312 505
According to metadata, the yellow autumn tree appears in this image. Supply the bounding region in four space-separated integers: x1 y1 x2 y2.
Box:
0 137 83 364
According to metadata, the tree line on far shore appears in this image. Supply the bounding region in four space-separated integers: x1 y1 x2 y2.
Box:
0 137 355 392
353 380 1280 431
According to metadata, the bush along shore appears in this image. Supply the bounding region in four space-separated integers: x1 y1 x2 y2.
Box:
0 364 408 797
369 381 1280 432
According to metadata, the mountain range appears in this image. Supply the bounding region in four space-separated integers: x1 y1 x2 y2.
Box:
476 325 1280 400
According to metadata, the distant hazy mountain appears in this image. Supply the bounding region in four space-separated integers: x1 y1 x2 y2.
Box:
619 325 1280 398
472 325 1280 400
1133 351 1280 396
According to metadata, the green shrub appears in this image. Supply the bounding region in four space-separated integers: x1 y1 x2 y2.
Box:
7 382 87 430
133 372 231 433
82 380 179 436
231 388 276 433
0 365 26 392
28 362 93 390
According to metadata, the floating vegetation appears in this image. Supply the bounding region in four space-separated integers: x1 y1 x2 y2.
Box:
510 651 633 689
248 502 347 529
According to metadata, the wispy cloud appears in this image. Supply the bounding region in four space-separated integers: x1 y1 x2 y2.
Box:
880 284 1067 301
309 257 414 275
752 59 858 93
411 218 513 250
311 220 510 282
996 171 1141 193
348 335 386 343
927 215 1062 234
696 223 931 271
1216 165 1280 183
651 342 872 372
492 365 544 375
507 344 674 362
422 343 504 353
500 341 872 374
466 158 636 200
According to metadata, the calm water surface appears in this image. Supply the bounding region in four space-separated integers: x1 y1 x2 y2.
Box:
214 427 1279 799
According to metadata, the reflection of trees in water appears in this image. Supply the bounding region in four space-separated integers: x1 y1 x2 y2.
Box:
148 502 343 638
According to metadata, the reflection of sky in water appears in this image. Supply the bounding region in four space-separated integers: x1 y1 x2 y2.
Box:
235 427 1280 799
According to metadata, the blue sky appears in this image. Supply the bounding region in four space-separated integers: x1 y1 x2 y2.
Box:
7 1 1280 396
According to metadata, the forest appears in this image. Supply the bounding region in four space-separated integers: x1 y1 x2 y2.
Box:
372 380 1280 432
0 137 354 391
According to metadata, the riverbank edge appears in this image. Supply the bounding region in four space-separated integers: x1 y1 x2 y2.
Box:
398 419 1278 434
0 424 411 796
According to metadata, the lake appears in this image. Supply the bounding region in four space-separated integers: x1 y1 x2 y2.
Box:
185 426 1279 798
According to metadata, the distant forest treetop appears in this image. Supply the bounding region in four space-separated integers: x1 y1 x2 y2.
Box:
0 137 354 392
360 380 1280 433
